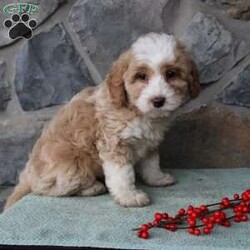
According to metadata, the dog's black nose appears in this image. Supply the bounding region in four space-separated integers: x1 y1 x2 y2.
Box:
152 97 166 108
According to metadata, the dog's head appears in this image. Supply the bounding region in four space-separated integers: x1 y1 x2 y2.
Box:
106 33 200 117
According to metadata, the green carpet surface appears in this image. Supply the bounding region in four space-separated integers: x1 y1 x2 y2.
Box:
0 168 249 250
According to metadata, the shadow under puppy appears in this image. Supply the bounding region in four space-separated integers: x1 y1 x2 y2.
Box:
5 33 200 210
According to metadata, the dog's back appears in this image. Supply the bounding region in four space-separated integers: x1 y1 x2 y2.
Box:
4 86 104 210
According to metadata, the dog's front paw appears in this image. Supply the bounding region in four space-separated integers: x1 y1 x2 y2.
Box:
115 190 150 207
146 173 175 187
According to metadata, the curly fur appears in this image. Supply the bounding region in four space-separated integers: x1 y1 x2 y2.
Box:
5 33 200 209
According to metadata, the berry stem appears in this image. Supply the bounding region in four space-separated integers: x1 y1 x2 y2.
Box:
134 189 250 239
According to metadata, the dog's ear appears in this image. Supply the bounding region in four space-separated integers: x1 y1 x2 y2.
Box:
175 41 201 98
106 50 131 108
188 59 201 98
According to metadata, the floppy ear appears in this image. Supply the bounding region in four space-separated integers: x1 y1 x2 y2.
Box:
175 41 200 98
188 59 201 98
106 50 131 108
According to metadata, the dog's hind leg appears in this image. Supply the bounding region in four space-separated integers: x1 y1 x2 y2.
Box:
30 160 96 197
77 180 107 196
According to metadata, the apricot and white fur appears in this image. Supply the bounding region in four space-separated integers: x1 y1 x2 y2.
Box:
5 33 200 210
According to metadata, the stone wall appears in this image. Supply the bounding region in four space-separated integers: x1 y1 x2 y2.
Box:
0 0 249 186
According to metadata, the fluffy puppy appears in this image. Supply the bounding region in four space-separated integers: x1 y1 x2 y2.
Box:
5 33 200 210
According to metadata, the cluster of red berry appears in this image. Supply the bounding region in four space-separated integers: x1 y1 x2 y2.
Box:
135 189 250 239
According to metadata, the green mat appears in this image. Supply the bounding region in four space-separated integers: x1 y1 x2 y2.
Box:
0 169 249 250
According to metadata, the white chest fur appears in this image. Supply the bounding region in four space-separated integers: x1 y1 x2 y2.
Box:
120 116 167 160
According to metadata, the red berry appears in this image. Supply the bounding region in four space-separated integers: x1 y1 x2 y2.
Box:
201 217 209 224
194 208 201 214
188 228 195 234
169 224 177 231
242 206 248 213
178 208 185 216
220 212 226 220
200 205 208 212
233 193 240 199
154 213 163 221
221 197 230 207
234 216 241 223
194 229 201 236
140 224 150 231
241 215 248 222
188 220 196 227
233 207 239 213
209 215 216 223
207 223 214 229
240 201 246 207
162 213 169 219
215 218 221 224
190 212 198 219
242 194 249 201
236 206 242 213
222 197 229 202
139 231 149 239
203 227 211 234
235 212 242 217
214 211 221 218
223 221 231 227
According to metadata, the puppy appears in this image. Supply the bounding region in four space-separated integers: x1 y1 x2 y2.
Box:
5 33 200 210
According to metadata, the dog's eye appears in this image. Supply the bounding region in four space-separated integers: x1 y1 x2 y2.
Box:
165 70 175 80
136 73 148 82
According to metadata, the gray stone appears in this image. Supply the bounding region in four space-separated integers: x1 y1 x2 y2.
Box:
217 64 250 108
0 117 43 185
0 61 11 111
181 12 231 83
162 0 181 34
181 12 249 84
0 105 59 186
200 0 231 7
226 0 250 20
14 23 94 111
0 0 65 47
0 186 14 213
0 200 3 213
201 0 250 20
68 0 169 78
160 107 250 168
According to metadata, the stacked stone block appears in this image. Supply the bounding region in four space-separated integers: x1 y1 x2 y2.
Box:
0 0 249 189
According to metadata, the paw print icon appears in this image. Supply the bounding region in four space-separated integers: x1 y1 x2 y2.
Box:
4 13 37 40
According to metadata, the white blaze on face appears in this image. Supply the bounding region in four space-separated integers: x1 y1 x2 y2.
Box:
132 33 182 115
132 33 176 70
136 74 182 114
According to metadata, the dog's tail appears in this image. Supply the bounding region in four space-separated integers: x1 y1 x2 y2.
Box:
4 170 31 211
